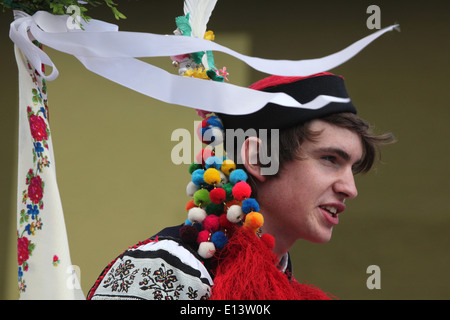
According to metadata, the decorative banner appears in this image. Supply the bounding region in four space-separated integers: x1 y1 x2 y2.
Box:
15 43 84 299
10 11 400 115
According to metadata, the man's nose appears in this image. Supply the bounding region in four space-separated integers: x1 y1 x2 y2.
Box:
334 168 358 200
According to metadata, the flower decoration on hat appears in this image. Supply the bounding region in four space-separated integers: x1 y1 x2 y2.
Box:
171 0 229 119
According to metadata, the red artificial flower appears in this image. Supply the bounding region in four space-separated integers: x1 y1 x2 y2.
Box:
28 115 48 141
28 175 43 204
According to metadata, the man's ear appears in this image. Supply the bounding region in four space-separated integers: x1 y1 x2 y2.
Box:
240 137 266 182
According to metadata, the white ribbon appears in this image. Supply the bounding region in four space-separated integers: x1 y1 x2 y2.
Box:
10 10 399 114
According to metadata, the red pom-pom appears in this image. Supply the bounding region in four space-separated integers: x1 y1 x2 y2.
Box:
203 214 220 233
197 230 210 244
260 233 275 250
185 199 197 212
179 225 199 244
209 188 226 204
219 214 237 235
232 181 252 201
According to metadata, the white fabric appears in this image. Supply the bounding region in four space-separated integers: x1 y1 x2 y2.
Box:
137 240 214 285
9 10 399 115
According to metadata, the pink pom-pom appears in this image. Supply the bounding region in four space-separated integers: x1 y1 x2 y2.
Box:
197 230 210 244
195 149 214 165
203 214 220 233
232 181 252 201
209 188 226 204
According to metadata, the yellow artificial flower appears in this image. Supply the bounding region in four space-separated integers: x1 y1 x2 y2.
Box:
184 68 209 80
204 30 215 41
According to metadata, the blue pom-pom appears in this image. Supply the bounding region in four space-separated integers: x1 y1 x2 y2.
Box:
205 156 223 169
185 218 192 226
211 231 228 250
192 169 206 187
229 169 248 185
206 116 224 130
242 198 260 214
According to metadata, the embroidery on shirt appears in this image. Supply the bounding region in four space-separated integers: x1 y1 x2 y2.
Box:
102 259 139 293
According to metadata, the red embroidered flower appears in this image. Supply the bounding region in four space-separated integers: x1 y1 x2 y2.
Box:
28 175 43 204
18 237 30 265
29 115 48 141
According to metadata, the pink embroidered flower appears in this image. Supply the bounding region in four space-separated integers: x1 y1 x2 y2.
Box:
28 115 48 141
28 175 43 204
18 237 30 265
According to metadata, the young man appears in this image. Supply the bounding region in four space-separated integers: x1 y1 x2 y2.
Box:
87 73 393 300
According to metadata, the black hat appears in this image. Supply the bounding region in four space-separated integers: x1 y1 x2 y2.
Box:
217 72 356 131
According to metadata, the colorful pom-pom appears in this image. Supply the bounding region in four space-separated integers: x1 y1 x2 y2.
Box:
195 149 214 166
193 189 211 207
242 198 260 214
226 205 244 223
188 207 207 223
197 230 210 244
203 168 221 185
185 199 197 212
260 233 275 250
217 170 228 187
205 156 223 169
221 159 236 176
198 241 216 259
232 181 252 201
209 187 226 204
203 214 220 233
205 202 224 215
211 231 228 250
186 181 199 197
189 162 202 174
243 211 264 232
229 169 248 185
179 225 199 243
222 183 234 201
191 169 206 187
219 213 236 230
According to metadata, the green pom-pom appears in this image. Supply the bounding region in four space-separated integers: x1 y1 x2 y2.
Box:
205 202 224 215
193 189 211 208
189 162 203 174
222 183 234 201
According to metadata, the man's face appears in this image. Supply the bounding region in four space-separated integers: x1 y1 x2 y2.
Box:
258 119 363 244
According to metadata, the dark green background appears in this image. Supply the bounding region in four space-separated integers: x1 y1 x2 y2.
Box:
1 0 449 299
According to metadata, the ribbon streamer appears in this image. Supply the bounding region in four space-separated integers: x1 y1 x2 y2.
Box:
10 11 399 115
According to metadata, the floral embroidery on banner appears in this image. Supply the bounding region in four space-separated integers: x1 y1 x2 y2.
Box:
17 40 52 294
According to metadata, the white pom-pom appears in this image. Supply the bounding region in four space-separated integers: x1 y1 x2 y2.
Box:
208 127 224 147
188 207 207 223
186 181 199 197
198 241 216 259
227 205 244 223
216 170 228 187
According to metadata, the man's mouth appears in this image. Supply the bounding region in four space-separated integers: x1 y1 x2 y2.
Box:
319 203 345 218
320 205 338 217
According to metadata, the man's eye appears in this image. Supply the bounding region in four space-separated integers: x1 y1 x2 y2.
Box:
322 155 337 163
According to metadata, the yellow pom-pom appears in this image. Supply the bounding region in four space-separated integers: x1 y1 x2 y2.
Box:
243 212 264 233
221 159 236 176
203 168 221 185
